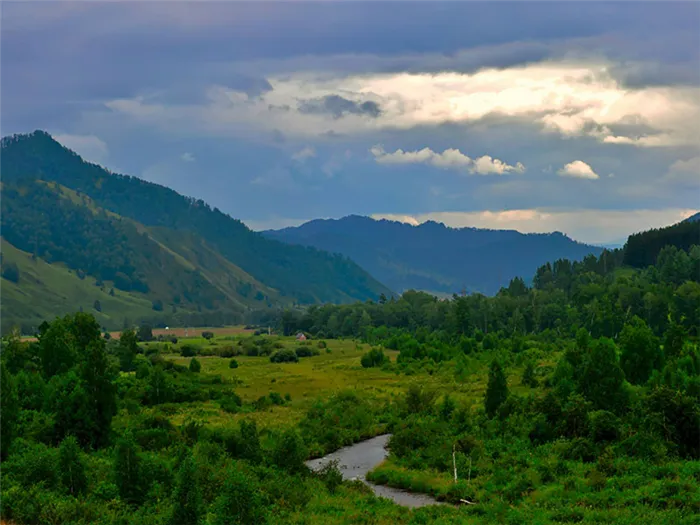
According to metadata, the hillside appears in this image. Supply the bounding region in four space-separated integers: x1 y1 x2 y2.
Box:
623 214 700 268
0 131 392 332
264 215 603 295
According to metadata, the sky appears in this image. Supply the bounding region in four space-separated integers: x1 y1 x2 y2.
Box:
2 1 699 245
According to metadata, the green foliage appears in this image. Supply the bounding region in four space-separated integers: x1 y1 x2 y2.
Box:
119 328 139 372
521 361 538 387
168 455 202 525
58 436 87 495
270 348 299 363
580 338 627 411
2 260 20 282
272 430 308 474
361 347 388 368
189 357 202 373
210 467 266 525
202 331 214 340
114 433 143 504
181 344 197 357
485 360 509 417
228 358 239 369
1 361 18 459
619 316 662 385
138 324 154 342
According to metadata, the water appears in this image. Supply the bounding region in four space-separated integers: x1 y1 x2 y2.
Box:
305 434 443 508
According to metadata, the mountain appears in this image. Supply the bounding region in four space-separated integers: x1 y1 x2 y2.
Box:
623 213 700 268
264 215 604 296
0 131 391 332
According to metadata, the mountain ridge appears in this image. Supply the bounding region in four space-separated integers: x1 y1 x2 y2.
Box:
265 215 604 295
0 131 392 331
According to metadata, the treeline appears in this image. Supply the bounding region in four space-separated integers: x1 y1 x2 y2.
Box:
624 218 700 269
280 245 700 341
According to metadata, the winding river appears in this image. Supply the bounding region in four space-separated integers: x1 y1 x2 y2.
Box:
305 434 443 508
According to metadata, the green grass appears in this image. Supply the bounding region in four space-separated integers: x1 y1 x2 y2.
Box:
1 239 156 332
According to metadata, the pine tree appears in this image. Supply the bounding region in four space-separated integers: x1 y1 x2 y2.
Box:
59 435 87 495
169 455 202 525
484 360 509 417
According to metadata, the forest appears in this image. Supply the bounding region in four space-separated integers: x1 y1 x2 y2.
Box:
1 240 698 524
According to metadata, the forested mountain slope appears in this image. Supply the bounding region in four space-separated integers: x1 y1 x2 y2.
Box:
265 215 603 296
0 131 392 332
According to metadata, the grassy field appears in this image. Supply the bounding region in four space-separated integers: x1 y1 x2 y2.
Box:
130 332 547 432
1 240 157 334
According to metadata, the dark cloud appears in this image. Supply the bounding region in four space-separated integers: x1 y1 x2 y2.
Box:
298 95 382 120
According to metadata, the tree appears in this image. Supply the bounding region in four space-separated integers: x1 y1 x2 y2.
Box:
619 316 662 385
201 331 214 340
663 321 688 360
138 324 153 342
580 338 627 411
189 357 201 373
80 340 117 448
0 361 18 459
59 436 87 495
93 299 102 312
169 455 202 525
522 361 538 387
118 329 139 372
114 433 142 504
484 360 509 417
211 468 265 525
272 429 308 473
2 261 20 283
239 420 262 464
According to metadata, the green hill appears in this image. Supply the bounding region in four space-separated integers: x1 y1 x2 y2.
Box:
0 131 392 332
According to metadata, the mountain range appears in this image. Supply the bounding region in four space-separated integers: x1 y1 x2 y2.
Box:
264 216 604 296
0 131 391 332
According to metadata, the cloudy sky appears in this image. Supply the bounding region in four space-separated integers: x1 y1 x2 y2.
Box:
3 1 699 244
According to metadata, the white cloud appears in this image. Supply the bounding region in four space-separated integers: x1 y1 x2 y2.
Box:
181 152 195 162
52 133 109 164
291 146 316 162
557 160 599 180
372 207 699 245
371 145 525 175
104 60 700 147
664 156 700 186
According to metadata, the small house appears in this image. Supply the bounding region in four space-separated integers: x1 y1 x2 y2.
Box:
295 332 307 341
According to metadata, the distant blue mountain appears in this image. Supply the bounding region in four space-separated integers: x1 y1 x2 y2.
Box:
264 215 604 296
683 212 700 223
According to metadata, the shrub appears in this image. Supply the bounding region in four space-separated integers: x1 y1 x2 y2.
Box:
180 345 197 358
189 357 202 373
269 392 285 406
270 349 299 363
589 410 620 443
219 392 243 414
295 346 320 358
2 262 20 283
202 331 214 340
229 359 239 369
361 348 388 368
317 459 344 494
317 341 327 349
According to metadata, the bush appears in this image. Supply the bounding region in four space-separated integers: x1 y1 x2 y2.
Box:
229 359 239 369
189 357 202 373
202 331 214 340
219 392 243 414
270 349 299 363
1 262 20 283
361 348 388 368
269 392 285 406
589 410 620 442
295 346 320 358
317 341 327 349
181 345 197 358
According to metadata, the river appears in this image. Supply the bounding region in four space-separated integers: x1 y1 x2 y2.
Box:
305 434 443 508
